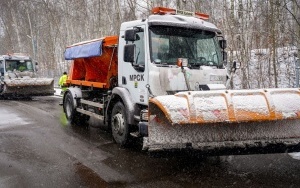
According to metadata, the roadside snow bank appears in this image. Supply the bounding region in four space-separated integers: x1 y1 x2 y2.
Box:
288 152 300 160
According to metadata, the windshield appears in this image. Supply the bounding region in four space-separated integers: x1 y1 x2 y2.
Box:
5 59 34 72
149 26 222 68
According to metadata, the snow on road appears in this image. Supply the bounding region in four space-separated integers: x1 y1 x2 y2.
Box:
289 153 300 160
0 108 32 129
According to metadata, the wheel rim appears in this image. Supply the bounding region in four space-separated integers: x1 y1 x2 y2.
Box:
112 113 125 136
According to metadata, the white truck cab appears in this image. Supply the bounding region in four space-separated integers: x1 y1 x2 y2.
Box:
118 7 227 107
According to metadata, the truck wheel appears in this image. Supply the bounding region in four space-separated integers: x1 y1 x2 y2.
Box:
64 92 89 126
111 102 130 147
63 92 76 123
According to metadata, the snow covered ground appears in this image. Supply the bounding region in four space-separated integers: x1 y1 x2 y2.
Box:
231 46 299 89
54 87 62 96
289 152 300 160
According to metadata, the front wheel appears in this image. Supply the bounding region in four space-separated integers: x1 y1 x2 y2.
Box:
111 102 130 147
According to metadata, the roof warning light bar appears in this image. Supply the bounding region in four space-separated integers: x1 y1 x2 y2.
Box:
151 7 209 20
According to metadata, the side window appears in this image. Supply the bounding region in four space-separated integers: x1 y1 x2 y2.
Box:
133 32 145 66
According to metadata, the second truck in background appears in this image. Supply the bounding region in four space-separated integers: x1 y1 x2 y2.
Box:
0 53 54 98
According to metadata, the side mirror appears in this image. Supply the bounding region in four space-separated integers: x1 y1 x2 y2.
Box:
230 61 240 73
233 61 241 69
125 29 137 41
219 39 227 49
222 51 227 66
35 62 39 72
124 44 135 63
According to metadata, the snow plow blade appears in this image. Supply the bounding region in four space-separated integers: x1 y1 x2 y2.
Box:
144 88 300 155
2 78 55 96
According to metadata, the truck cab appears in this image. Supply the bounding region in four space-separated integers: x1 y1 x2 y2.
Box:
114 8 228 134
118 7 227 107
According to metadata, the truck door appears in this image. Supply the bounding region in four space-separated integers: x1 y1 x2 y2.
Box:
119 25 148 105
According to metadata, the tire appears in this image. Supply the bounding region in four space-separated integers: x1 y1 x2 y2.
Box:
111 102 130 147
63 92 76 123
63 91 88 125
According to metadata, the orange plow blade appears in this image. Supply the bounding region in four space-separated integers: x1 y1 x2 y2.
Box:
143 88 300 155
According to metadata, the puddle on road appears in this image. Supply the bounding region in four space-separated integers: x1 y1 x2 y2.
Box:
74 162 126 188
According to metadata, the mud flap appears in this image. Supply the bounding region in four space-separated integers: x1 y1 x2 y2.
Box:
143 88 300 154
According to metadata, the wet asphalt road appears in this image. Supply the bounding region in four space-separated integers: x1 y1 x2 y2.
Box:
0 96 300 188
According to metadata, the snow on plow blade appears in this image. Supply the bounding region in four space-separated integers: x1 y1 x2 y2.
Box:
144 88 300 155
2 78 55 96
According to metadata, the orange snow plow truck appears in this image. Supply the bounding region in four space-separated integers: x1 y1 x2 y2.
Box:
63 7 300 155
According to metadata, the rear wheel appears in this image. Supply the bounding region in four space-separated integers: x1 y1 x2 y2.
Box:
111 102 130 147
63 91 88 125
63 92 76 123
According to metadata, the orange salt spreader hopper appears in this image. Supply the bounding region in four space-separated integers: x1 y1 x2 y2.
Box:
65 36 118 89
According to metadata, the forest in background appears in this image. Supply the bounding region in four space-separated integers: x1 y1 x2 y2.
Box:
0 0 299 89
